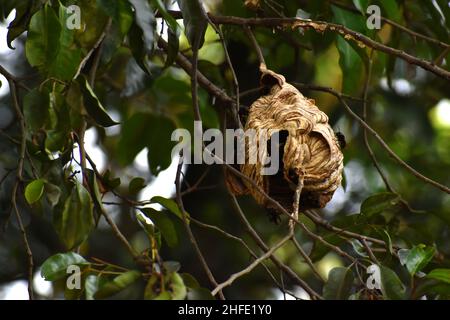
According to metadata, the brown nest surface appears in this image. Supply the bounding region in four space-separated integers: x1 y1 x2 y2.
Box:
226 66 344 215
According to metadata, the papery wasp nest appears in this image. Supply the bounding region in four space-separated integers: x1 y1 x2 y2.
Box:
226 65 344 216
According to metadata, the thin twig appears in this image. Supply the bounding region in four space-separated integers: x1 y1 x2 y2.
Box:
292 83 364 101
361 51 394 192
206 15 450 80
210 23 242 129
304 209 397 249
229 194 323 300
361 238 379 265
81 146 139 259
291 82 450 194
212 146 392 251
9 78 34 300
297 220 358 264
180 166 211 195
190 217 287 293
73 18 112 80
244 26 266 66
329 0 450 49
74 24 146 258
175 156 225 300
12 185 34 300
157 37 235 107
100 209 139 258
433 46 450 66
0 65 30 91
291 237 325 282
211 232 293 296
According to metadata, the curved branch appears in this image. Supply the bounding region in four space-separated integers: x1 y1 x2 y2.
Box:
175 156 225 300
7 75 34 300
211 232 293 296
292 82 450 194
207 15 450 80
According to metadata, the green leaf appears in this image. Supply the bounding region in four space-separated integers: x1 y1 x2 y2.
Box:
379 0 402 23
353 0 369 14
360 192 400 218
180 273 200 289
85 275 99 300
140 208 178 247
295 8 311 19
332 5 367 94
41 252 89 281
128 0 155 52
116 112 150 165
86 169 104 225
415 279 450 299
177 0 207 49
48 3 82 80
128 20 151 74
146 117 177 175
335 36 363 94
380 229 394 256
25 4 61 70
165 26 180 68
128 177 146 195
144 274 165 300
54 182 94 249
163 261 181 274
144 272 187 300
150 196 187 221
117 113 176 175
94 270 141 299
7 0 40 49
136 211 155 237
405 245 435 276
379 266 406 300
45 129 68 152
25 179 46 204
436 0 450 31
187 287 214 300
349 239 368 258
323 267 354 300
74 0 109 49
102 170 121 189
151 0 179 32
332 4 368 33
65 82 84 131
427 269 450 284
22 4 82 80
96 0 134 35
45 182 62 207
78 76 118 127
170 272 187 300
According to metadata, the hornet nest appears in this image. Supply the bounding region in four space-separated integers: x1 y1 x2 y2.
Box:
226 65 344 217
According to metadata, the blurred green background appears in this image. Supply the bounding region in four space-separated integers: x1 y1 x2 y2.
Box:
0 0 449 300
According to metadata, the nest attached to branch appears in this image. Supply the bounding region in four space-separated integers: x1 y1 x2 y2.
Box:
226 66 344 214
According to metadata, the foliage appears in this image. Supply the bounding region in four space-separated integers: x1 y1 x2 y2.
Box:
0 0 449 300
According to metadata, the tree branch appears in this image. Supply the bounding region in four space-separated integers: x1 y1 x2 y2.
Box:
211 232 293 296
291 82 450 194
175 156 225 300
190 216 289 294
229 194 323 300
206 15 450 80
8 76 34 300
83 148 139 259
157 37 235 107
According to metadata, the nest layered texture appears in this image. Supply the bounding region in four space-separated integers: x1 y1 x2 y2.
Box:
228 67 344 212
